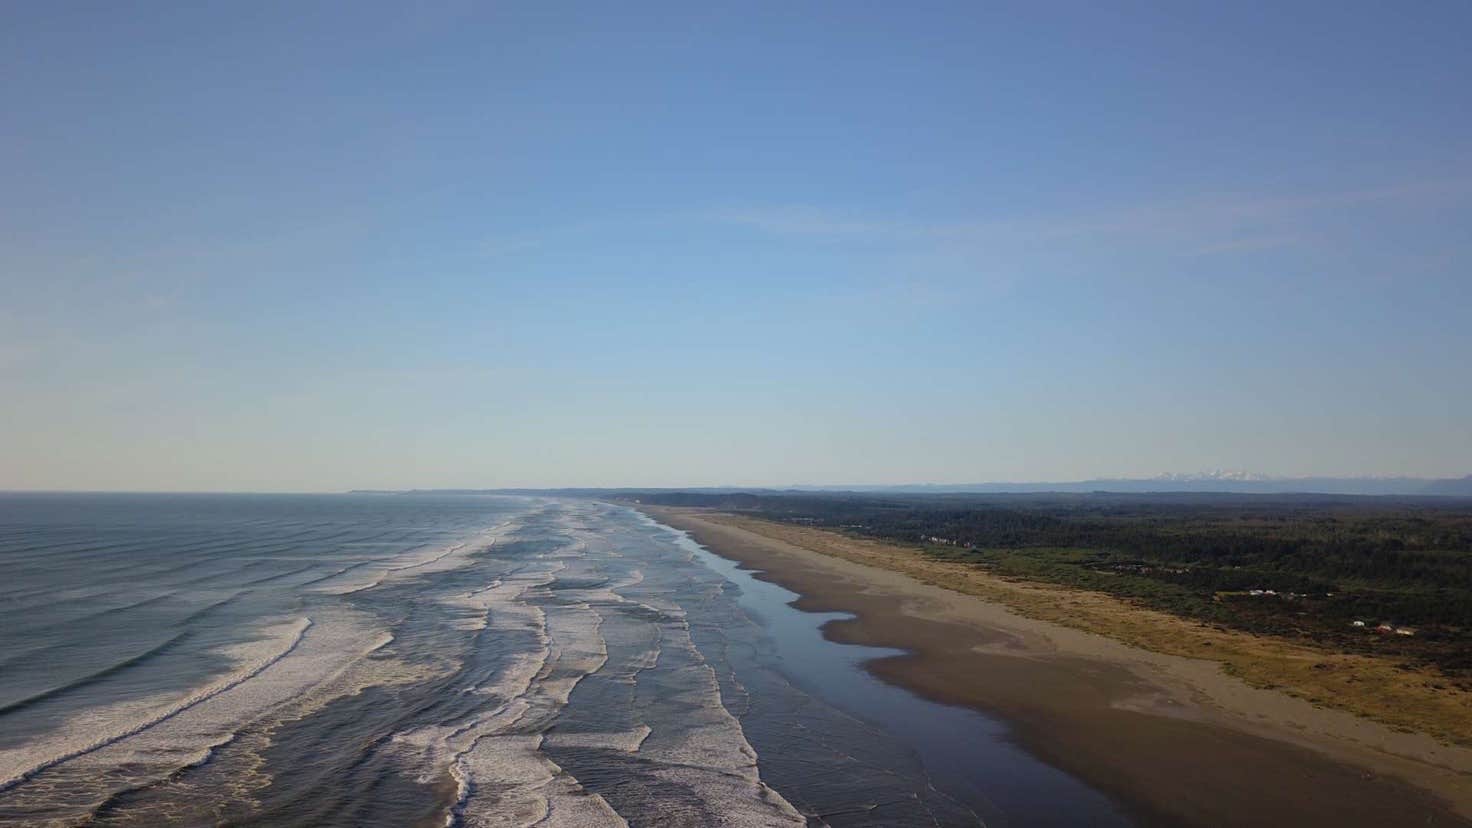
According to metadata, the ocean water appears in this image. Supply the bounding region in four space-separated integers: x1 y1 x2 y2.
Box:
0 493 1128 826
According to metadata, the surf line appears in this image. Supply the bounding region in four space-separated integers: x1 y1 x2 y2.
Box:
0 616 314 794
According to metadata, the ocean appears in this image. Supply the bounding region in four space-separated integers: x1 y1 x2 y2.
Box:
0 493 1127 826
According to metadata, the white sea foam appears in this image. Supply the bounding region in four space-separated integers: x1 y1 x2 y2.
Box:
635 624 805 825
0 616 313 795
607 506 806 825
313 522 514 596
11 501 805 826
0 590 433 823
453 734 628 828
543 725 652 753
447 598 615 828
383 535 635 828
421 503 805 826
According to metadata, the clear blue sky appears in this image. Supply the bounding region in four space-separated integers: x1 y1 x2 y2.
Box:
3 1 1469 491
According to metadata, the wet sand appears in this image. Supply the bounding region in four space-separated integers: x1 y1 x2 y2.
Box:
645 506 1472 828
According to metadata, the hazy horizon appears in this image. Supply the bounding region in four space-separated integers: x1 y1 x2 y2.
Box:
8 468 1470 496
5 2 1471 491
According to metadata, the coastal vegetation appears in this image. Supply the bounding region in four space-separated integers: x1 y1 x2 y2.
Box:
639 501 1472 748
625 492 1472 684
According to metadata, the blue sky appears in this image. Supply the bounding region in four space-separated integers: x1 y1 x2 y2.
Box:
3 2 1470 490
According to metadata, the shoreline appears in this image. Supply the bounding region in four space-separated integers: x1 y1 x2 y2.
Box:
642 505 1472 827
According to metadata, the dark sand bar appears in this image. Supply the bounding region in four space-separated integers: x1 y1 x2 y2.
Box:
646 506 1472 828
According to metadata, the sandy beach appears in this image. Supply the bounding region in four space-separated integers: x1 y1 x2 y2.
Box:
645 506 1472 827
